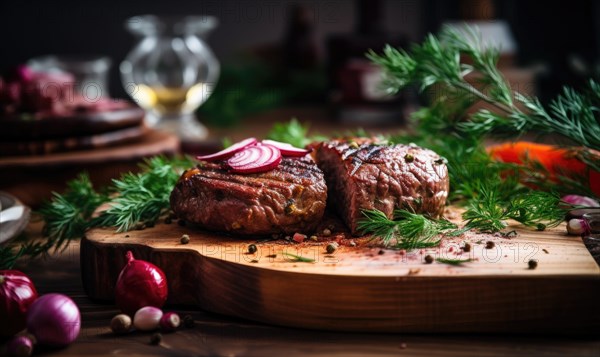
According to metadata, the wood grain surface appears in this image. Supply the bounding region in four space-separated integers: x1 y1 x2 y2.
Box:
81 208 600 334
5 222 598 357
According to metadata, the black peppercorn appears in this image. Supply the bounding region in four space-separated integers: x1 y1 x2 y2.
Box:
485 241 495 249
378 250 385 255
424 255 434 264
326 242 338 254
528 259 538 269
150 332 162 345
462 243 471 252
404 154 414 163
248 244 257 254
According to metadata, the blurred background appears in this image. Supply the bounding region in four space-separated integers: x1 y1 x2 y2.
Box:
1 0 598 102
1 0 599 205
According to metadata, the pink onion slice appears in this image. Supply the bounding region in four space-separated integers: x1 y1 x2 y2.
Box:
261 139 311 157
227 145 282 174
196 137 258 162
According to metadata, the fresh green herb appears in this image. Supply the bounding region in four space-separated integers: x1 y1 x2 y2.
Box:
462 190 572 233
369 25 597 234
266 118 327 148
281 252 316 263
92 156 194 232
358 209 456 249
436 258 474 266
3 156 195 268
39 173 109 246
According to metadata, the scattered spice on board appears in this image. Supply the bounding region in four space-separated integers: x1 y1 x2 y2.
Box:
528 259 538 269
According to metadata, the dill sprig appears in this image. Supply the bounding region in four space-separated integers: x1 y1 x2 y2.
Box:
358 209 456 250
38 173 108 248
93 156 195 232
463 190 573 233
281 252 315 263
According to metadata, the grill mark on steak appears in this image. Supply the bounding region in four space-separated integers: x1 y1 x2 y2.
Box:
315 139 449 235
170 156 327 235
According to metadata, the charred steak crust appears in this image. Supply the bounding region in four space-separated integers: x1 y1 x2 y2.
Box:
315 139 449 235
170 156 327 235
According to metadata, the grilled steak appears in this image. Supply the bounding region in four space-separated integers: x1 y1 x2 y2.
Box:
315 139 449 235
170 156 327 235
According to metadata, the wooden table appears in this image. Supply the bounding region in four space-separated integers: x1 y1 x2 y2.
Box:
4 222 599 357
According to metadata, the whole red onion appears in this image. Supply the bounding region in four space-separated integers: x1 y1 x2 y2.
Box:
115 251 168 316
0 270 38 336
26 293 80 346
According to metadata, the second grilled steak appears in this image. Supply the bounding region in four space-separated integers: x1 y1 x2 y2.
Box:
170 156 327 235
315 139 449 235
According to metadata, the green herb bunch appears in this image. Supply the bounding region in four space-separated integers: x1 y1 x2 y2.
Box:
0 156 194 269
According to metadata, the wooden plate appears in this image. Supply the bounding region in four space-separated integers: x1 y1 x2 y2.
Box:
81 209 600 334
0 104 145 140
0 125 146 156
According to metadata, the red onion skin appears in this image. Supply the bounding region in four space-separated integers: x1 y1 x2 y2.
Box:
0 270 38 337
115 251 168 316
562 195 600 207
6 335 34 357
26 293 80 346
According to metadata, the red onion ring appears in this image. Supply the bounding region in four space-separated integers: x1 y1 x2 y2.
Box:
227 145 282 174
261 139 311 157
196 137 258 162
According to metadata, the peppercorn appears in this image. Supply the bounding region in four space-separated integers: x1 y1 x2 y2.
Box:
326 242 338 254
322 228 332 237
183 315 195 328
378 250 385 255
150 332 162 345
310 235 318 241
248 244 257 254
180 234 190 244
536 223 546 231
485 241 495 249
404 154 414 163
528 259 538 270
424 255 434 264
462 243 471 252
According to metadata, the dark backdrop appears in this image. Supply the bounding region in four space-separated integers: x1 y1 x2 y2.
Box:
0 0 598 101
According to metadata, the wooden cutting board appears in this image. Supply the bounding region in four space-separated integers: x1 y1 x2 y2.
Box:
81 209 600 334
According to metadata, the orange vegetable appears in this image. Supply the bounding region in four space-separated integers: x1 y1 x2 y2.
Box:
487 141 600 196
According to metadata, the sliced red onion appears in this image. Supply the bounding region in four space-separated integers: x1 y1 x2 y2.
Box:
261 139 311 157
227 145 282 174
562 195 600 207
196 137 258 162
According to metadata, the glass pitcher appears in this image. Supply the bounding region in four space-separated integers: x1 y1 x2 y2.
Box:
120 15 219 141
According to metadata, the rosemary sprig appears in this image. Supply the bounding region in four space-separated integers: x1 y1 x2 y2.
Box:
436 258 474 266
358 209 456 250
